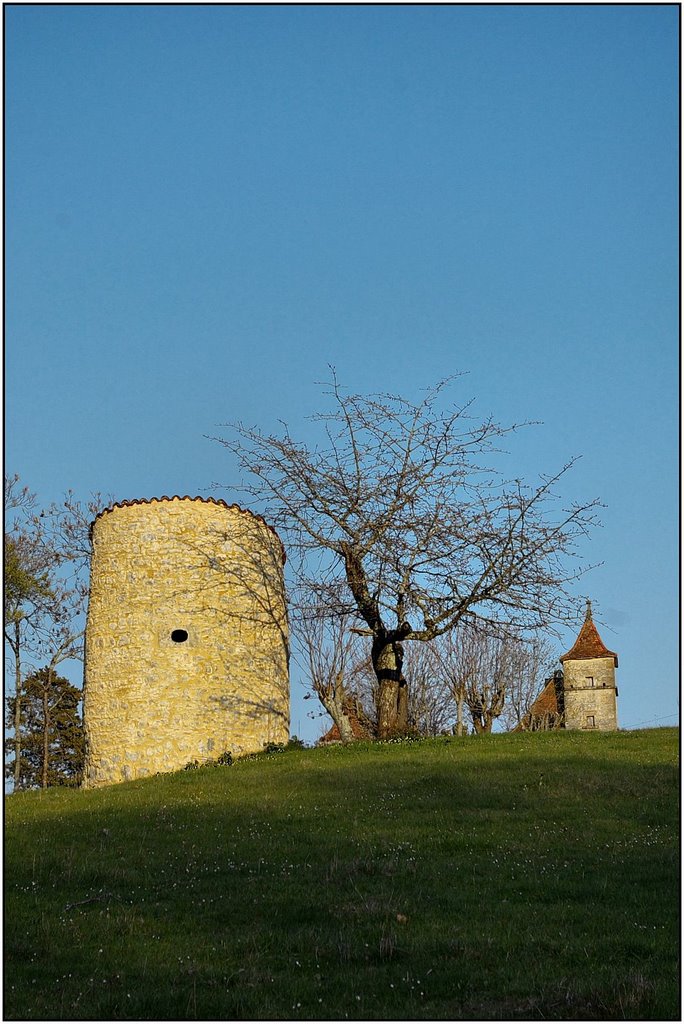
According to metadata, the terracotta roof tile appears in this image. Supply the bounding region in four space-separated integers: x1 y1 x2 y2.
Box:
513 676 563 731
528 678 562 717
560 605 618 666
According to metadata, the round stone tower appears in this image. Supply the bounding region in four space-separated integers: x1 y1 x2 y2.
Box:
83 496 289 787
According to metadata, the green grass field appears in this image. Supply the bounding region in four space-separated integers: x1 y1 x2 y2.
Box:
4 728 679 1020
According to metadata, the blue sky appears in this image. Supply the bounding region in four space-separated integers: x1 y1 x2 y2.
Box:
6 4 679 742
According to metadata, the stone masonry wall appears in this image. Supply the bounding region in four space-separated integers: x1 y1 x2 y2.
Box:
563 656 618 731
83 497 289 787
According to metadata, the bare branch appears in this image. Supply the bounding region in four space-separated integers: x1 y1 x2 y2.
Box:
212 377 602 738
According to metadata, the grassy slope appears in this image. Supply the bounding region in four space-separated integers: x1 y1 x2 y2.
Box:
4 728 679 1021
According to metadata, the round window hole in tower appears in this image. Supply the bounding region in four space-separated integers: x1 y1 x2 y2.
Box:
171 629 189 643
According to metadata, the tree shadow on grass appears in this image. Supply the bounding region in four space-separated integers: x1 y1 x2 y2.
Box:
5 739 679 1020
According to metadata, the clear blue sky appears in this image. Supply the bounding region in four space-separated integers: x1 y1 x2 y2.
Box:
6 4 679 742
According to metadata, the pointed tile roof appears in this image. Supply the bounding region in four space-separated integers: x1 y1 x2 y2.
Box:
513 675 563 731
527 677 562 717
560 600 618 667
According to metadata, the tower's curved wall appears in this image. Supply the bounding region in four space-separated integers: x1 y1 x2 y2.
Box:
83 497 289 787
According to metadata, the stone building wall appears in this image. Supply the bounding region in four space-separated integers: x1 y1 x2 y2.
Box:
563 655 618 731
83 497 289 787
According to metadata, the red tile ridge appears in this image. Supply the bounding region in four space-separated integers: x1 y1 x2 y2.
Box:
513 677 562 730
528 678 561 716
560 614 618 667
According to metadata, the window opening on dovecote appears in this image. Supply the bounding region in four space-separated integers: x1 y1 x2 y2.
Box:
586 714 596 728
586 676 595 687
171 629 189 643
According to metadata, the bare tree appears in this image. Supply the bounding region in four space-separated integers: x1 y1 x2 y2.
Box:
432 631 470 736
463 633 516 734
499 635 558 731
41 490 112 581
432 624 509 734
433 625 557 735
30 493 98 700
5 480 102 788
293 598 372 743
403 641 455 737
214 375 601 738
5 477 57 789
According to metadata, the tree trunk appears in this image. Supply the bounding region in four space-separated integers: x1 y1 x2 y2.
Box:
472 710 493 734
41 666 53 790
335 713 356 745
41 687 50 789
319 688 356 744
373 637 408 739
397 676 409 733
13 621 22 791
455 687 465 737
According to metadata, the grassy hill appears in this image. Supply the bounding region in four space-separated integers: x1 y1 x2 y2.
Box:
4 728 679 1020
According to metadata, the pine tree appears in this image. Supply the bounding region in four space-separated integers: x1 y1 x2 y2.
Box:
5 668 84 789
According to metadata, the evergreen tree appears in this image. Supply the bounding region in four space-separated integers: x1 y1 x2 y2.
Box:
5 475 103 788
5 668 84 789
5 476 59 789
